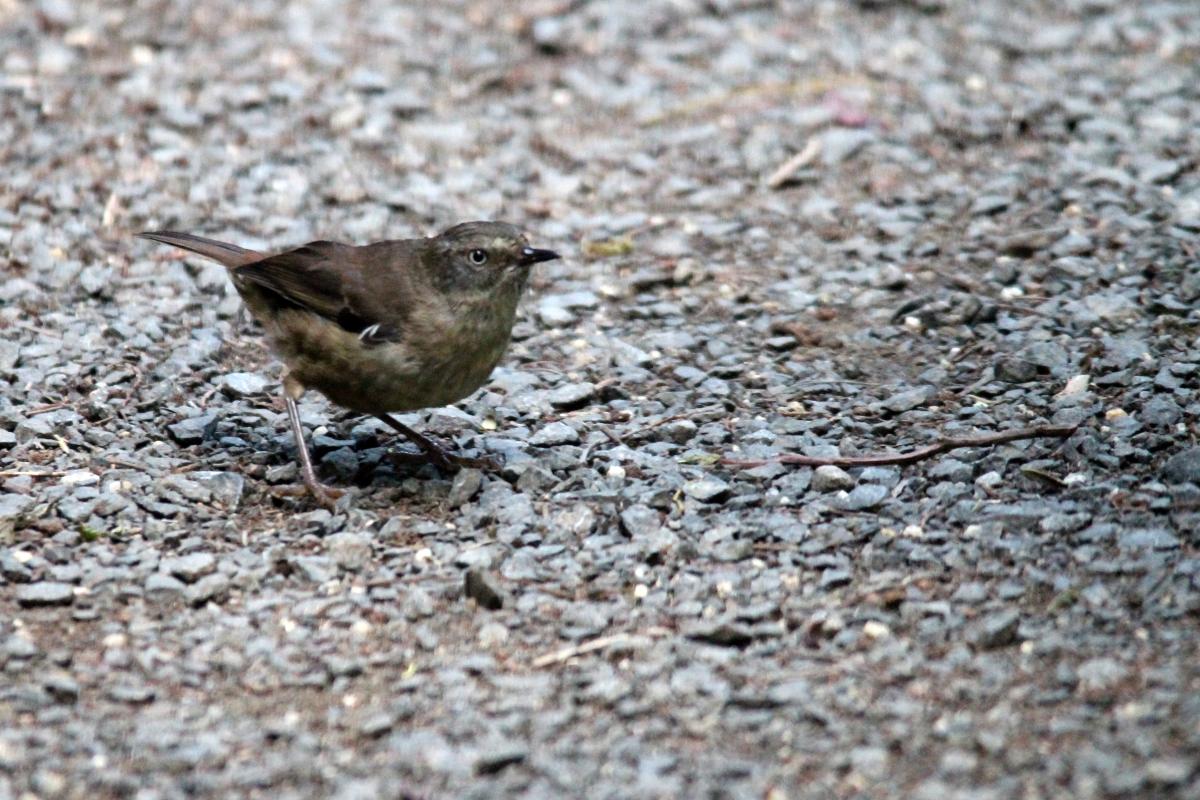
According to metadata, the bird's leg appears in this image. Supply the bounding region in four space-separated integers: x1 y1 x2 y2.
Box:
375 413 500 471
282 379 345 508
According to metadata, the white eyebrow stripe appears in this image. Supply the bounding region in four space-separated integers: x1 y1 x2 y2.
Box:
359 323 381 341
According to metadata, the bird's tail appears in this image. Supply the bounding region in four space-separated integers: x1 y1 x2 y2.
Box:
138 231 264 268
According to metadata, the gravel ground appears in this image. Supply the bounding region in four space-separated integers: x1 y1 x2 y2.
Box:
3 0 1199 797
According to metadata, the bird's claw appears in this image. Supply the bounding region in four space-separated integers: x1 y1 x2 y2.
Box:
388 445 502 473
271 481 347 510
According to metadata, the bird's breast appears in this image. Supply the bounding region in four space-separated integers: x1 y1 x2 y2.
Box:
263 294 519 415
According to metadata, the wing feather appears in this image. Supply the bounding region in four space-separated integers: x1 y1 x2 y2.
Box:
233 241 404 346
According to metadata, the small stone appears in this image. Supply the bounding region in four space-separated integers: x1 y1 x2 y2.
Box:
145 573 186 599
455 547 494 570
970 194 1011 215
687 622 754 648
862 621 890 640
1077 657 1128 700
1 552 32 582
43 671 79 703
185 573 230 606
1056 373 1091 398
219 372 269 397
1145 757 1193 786
548 383 595 410
166 414 217 445
1118 529 1179 551
59 470 98 488
537 291 598 326
189 471 245 508
447 469 483 508
326 532 372 571
836 483 888 511
1141 396 1182 428
31 769 68 797
107 682 155 704
929 458 973 482
971 610 1021 649
1163 447 1200 484
995 356 1039 383
819 569 852 589
882 386 933 414
0 493 34 538
682 477 731 503
402 588 436 619
952 583 989 604
765 335 799 351
478 621 509 648
820 128 875 165
662 419 698 444
464 569 504 610
5 635 39 659
295 556 337 584
161 553 215 583
620 504 662 538
1050 232 1095 257
475 744 529 775
321 447 359 482
265 462 298 484
359 712 398 738
530 17 564 53
850 746 890 780
812 465 855 492
16 582 74 607
530 421 580 447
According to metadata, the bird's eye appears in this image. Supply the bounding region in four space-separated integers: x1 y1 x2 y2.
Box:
468 249 488 265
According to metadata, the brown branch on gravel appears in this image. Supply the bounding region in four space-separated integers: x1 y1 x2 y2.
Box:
722 423 1080 469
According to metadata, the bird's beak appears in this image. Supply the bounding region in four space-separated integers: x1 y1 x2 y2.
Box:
519 246 560 266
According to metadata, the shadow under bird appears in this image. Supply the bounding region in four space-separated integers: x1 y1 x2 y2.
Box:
139 222 560 507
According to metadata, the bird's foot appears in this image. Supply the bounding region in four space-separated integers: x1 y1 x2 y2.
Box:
431 448 502 472
388 442 502 473
374 413 503 473
271 480 347 510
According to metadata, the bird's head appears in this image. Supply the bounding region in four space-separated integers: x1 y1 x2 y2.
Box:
426 221 559 296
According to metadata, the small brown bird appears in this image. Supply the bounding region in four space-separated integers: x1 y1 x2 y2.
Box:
139 222 560 506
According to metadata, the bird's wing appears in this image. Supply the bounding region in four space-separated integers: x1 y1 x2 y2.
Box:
233 241 405 345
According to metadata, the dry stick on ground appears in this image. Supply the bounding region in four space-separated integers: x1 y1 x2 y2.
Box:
531 629 672 669
722 423 1080 469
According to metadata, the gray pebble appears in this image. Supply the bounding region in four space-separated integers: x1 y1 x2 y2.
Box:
812 465 855 492
166 414 218 445
548 382 595 410
682 477 731 503
185 573 230 606
447 469 484 508
971 610 1021 649
530 421 580 447
837 483 888 511
882 386 934 414
1162 447 1200 484
326 532 372 571
161 553 216 583
295 556 338 584
16 582 74 607
219 372 270 397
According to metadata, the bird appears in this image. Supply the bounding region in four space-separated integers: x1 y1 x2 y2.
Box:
139 222 560 507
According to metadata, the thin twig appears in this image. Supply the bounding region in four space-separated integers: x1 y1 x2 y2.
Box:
722 423 1079 469
531 629 669 669
766 137 822 189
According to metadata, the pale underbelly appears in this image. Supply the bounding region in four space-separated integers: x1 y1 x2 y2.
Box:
267 313 511 415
